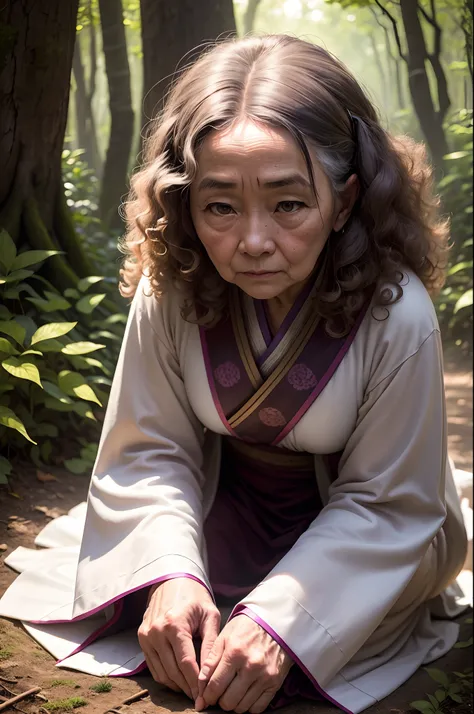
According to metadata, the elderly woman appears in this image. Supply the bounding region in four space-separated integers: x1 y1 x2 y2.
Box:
1 34 468 714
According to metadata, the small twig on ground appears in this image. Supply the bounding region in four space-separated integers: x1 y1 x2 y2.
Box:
121 689 149 705
0 679 17 687
0 697 28 714
104 688 149 713
0 686 41 712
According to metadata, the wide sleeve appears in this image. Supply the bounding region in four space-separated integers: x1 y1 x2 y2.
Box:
73 278 211 616
228 328 448 689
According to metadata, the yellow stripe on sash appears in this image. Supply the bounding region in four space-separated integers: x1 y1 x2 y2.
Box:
229 290 263 391
228 310 321 429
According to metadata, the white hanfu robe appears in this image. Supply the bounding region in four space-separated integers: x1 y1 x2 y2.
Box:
0 270 468 714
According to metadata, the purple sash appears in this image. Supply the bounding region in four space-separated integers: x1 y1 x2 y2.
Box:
200 285 370 445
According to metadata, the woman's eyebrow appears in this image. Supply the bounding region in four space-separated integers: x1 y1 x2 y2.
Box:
197 174 311 192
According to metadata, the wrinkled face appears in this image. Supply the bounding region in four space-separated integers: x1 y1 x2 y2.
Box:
189 119 351 303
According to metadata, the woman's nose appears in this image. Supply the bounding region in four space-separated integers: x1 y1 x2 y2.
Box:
239 214 275 256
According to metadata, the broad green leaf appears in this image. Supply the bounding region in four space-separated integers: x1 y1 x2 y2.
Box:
26 294 71 312
90 330 120 341
425 669 450 688
72 401 96 420
0 406 36 443
65 458 89 474
36 423 59 438
31 321 77 345
0 306 12 320
444 150 470 160
43 397 74 412
58 370 102 405
61 341 106 356
11 249 62 271
0 320 26 346
454 289 473 314
1 269 34 283
409 702 435 713
84 356 111 374
2 287 19 298
454 636 473 648
103 313 127 325
21 349 43 357
76 293 106 314
448 260 473 276
0 338 19 355
0 229 17 273
77 275 104 292
30 445 43 469
64 287 80 299
43 381 73 404
15 315 38 345
0 454 12 478
434 690 446 703
41 439 53 463
35 338 65 353
2 358 42 387
449 693 463 703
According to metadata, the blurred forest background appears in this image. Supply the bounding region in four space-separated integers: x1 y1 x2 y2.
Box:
0 0 472 484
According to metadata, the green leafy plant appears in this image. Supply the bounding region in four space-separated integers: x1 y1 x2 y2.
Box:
435 109 473 356
0 227 125 485
410 667 473 712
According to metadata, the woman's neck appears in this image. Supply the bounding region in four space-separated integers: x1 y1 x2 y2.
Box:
265 279 308 334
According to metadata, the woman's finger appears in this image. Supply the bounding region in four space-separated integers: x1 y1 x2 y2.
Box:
143 646 181 693
159 639 193 698
201 652 239 707
248 688 278 714
169 628 200 699
197 634 225 698
199 608 221 668
218 671 259 713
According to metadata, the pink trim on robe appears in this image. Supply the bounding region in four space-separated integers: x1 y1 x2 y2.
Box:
230 606 353 714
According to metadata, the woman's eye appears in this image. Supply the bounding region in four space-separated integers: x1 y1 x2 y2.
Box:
277 201 305 213
207 203 235 216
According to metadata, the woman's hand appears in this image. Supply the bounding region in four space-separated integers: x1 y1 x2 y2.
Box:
137 577 220 700
195 615 293 713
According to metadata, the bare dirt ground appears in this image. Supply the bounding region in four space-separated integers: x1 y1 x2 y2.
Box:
0 357 472 714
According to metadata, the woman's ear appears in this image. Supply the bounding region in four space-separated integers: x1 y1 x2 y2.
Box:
333 173 359 232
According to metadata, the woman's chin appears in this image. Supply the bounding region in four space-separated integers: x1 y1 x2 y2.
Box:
234 277 286 300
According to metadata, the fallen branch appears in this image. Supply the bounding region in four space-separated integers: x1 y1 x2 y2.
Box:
0 687 41 712
104 688 149 713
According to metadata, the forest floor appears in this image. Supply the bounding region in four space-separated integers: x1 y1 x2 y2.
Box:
0 353 472 714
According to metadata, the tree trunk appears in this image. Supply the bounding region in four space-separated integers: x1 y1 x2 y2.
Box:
399 0 449 172
98 0 135 230
73 34 101 175
243 0 262 35
0 0 94 290
140 0 237 137
369 34 388 112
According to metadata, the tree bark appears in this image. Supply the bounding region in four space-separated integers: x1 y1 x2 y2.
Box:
399 0 449 172
73 34 101 175
0 0 94 289
98 0 135 230
243 0 262 35
140 0 237 137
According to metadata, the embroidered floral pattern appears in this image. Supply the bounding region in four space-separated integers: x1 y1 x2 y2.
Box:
259 407 286 427
287 363 318 391
214 361 241 388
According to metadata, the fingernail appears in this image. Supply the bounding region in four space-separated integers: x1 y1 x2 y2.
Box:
195 696 207 711
198 667 209 680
